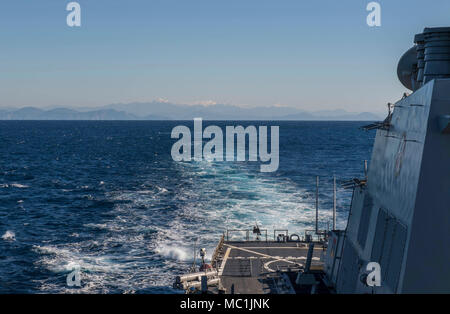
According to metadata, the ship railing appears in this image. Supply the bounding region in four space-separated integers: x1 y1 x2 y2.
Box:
211 233 225 269
226 229 268 242
225 228 329 243
304 229 328 243
274 229 289 241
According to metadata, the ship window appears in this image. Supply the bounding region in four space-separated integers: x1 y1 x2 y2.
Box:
357 194 373 249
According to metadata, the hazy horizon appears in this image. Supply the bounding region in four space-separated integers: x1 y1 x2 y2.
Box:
0 100 386 115
0 100 384 121
2 1 450 114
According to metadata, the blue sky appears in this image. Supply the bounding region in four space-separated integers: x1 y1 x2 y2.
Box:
1 0 450 113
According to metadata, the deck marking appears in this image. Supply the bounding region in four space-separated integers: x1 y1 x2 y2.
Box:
227 256 306 260
218 247 231 276
264 259 304 272
229 246 323 250
223 243 301 272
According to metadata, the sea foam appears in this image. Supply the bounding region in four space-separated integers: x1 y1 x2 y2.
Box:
2 230 16 241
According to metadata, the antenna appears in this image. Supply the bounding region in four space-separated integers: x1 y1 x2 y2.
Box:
364 160 368 180
333 175 336 230
315 176 319 234
191 240 197 272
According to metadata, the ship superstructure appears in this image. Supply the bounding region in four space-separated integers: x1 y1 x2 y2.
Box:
173 27 450 294
324 27 450 294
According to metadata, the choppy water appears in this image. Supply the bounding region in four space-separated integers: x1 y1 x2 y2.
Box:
0 121 374 293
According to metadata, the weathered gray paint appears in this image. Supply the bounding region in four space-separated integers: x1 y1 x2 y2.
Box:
335 78 450 294
401 79 450 293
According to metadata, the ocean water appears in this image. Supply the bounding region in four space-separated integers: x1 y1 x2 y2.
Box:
0 121 375 293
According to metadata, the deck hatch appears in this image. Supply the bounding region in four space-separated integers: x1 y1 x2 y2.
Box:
371 208 388 263
380 215 396 281
386 222 407 292
338 241 359 293
371 208 408 292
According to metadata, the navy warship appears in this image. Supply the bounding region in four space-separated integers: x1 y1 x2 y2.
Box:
173 27 450 294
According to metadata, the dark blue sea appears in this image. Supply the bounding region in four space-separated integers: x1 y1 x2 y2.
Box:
0 121 375 293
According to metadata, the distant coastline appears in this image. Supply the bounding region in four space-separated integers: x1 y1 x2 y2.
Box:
0 102 383 121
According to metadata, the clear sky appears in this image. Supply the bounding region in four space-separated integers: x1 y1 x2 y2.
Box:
1 0 450 113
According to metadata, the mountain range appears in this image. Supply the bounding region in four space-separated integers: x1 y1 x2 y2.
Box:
0 101 383 121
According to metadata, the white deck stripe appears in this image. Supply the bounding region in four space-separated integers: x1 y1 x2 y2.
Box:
225 246 323 250
218 247 231 276
223 243 298 265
